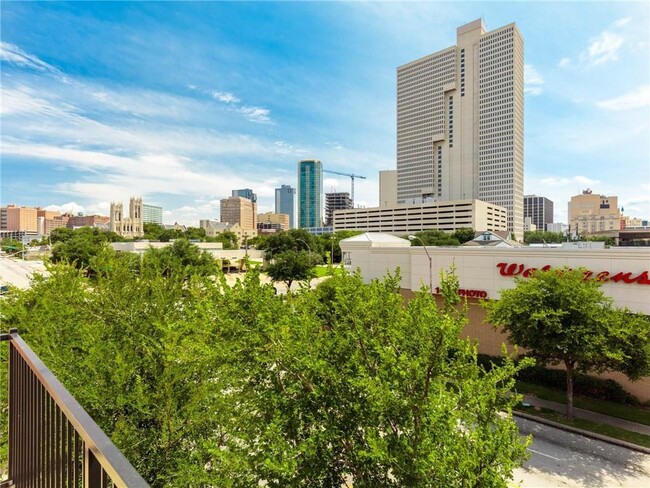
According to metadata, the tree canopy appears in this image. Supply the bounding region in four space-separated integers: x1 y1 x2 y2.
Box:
483 267 650 418
523 230 565 244
254 229 362 263
265 249 319 289
407 229 461 246
1 246 532 487
50 227 123 271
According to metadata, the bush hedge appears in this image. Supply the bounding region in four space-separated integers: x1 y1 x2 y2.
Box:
477 354 639 405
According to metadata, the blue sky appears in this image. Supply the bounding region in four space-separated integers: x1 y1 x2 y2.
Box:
1 1 648 225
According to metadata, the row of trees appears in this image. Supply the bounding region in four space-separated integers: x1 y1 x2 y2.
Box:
1 247 532 487
407 228 476 246
141 223 239 248
523 230 616 246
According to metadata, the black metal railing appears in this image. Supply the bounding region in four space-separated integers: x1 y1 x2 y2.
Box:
1 329 149 488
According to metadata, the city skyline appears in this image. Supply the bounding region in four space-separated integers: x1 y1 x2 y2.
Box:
1 2 649 225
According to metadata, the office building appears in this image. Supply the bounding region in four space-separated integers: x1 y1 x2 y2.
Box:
524 195 553 232
40 214 70 236
379 170 397 208
142 204 163 225
36 209 60 221
325 192 353 226
523 217 536 232
67 214 110 229
333 199 507 234
1 205 38 232
397 19 524 240
297 159 323 228
232 188 257 203
220 196 257 231
275 185 296 228
568 189 621 236
257 212 290 231
547 222 569 234
109 197 144 238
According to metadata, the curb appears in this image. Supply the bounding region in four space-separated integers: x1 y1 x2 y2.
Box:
513 410 650 455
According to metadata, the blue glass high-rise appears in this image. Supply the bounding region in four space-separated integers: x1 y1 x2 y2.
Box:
275 184 296 229
297 160 323 228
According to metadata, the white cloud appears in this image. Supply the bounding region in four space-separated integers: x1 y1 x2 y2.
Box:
0 86 64 116
595 85 650 111
326 141 344 150
323 177 341 191
238 106 271 124
44 202 86 215
0 41 60 74
583 31 625 66
1 140 290 222
524 64 544 95
563 18 632 70
1 86 283 158
0 43 390 224
613 17 632 28
212 91 240 103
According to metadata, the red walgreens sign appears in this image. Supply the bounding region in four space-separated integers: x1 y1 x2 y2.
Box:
496 263 650 285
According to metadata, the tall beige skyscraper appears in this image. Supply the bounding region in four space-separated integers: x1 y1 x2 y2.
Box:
397 19 524 239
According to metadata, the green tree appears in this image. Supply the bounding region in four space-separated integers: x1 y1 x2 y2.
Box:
141 238 218 279
183 226 207 240
2 255 532 486
142 223 164 240
409 230 460 246
258 229 321 259
523 230 565 244
452 227 476 244
316 230 362 263
158 228 184 242
50 233 108 271
210 270 531 486
586 235 616 246
265 249 318 289
209 230 239 250
483 267 650 418
49 226 75 243
0 238 25 253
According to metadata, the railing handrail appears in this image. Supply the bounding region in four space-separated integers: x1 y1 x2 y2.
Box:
2 329 149 487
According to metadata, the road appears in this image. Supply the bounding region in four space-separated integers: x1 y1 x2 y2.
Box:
0 257 48 288
513 417 650 487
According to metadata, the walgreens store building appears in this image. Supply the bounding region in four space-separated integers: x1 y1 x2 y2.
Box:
340 233 650 401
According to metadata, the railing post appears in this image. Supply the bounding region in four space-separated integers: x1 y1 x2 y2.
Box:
1 330 16 488
84 447 102 488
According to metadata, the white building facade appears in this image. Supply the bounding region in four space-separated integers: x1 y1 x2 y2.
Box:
340 233 650 401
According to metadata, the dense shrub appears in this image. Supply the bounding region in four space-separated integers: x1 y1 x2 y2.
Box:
478 354 639 405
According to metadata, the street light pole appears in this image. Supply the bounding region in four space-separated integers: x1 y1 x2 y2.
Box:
296 238 311 254
408 235 433 293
